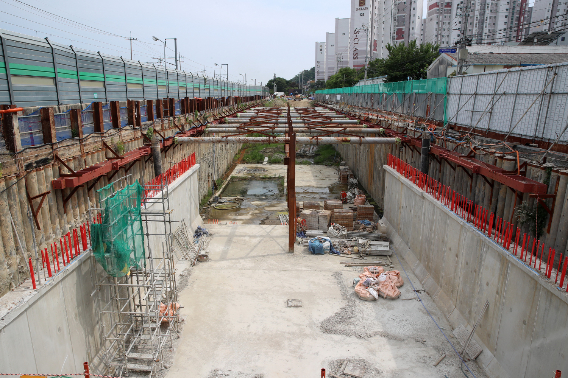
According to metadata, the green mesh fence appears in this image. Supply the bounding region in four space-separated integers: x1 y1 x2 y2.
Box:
315 77 448 95
91 181 145 277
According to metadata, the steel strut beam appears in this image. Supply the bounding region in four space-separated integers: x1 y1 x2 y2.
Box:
319 103 548 195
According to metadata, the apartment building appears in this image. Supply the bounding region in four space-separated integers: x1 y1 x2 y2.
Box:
531 0 568 34
335 18 351 70
315 42 326 81
325 32 337 80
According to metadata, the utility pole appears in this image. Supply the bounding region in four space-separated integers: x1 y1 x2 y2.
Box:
174 38 178 70
457 0 470 75
273 73 276 95
128 31 138 60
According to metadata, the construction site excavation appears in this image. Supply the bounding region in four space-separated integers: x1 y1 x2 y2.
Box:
2 62 568 378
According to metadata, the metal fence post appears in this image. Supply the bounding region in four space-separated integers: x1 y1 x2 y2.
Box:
0 34 14 105
70 45 82 105
45 38 61 106
121 56 128 101
97 52 108 102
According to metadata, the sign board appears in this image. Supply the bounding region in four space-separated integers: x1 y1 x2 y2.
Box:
349 0 370 69
439 48 457 54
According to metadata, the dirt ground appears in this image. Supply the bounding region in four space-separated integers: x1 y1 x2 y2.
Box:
163 165 489 378
287 99 313 108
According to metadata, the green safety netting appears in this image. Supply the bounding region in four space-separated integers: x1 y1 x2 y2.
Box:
91 181 146 277
315 77 448 95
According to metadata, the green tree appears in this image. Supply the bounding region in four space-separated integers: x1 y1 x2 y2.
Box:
266 77 289 93
308 80 326 93
380 40 440 82
325 67 359 89
291 67 315 83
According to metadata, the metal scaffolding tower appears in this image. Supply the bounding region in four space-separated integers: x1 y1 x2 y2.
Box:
90 175 178 377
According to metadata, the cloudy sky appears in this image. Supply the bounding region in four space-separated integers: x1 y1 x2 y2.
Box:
0 0 352 85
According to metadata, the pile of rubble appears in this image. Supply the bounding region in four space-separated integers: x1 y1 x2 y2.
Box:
353 266 403 300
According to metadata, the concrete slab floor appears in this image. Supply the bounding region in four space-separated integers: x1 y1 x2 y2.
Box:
165 223 489 378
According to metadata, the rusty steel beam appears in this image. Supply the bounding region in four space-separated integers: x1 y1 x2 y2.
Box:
205 128 386 134
176 136 397 144
320 103 549 195
226 119 358 124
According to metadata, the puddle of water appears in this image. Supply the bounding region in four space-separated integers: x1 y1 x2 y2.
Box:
222 179 281 197
203 178 350 224
204 178 285 225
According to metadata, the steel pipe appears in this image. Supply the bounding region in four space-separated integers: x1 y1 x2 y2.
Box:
225 119 358 124
206 128 385 134
176 136 397 144
212 123 367 128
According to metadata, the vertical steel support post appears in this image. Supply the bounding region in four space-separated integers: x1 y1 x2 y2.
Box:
92 102 104 133
135 101 141 126
146 99 154 122
70 109 83 139
127 100 135 126
287 104 296 253
110 101 120 129
0 105 21 152
40 107 57 144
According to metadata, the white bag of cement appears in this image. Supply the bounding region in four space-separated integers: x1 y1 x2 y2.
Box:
322 241 331 254
368 287 379 300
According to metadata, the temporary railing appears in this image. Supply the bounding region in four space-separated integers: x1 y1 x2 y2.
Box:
143 152 196 200
387 154 568 292
29 151 197 289
31 221 92 290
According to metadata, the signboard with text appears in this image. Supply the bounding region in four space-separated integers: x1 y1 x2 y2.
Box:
349 0 370 69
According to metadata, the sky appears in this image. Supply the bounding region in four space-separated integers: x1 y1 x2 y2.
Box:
0 0 353 85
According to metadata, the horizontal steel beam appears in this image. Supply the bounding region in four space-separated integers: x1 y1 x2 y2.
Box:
225 119 358 124
177 136 397 144
206 128 385 134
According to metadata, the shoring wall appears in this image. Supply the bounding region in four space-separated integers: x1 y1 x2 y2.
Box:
335 128 568 277
382 164 568 378
0 99 252 298
0 162 204 374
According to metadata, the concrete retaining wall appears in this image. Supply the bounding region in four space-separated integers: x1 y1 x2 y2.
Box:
383 165 568 378
0 164 204 374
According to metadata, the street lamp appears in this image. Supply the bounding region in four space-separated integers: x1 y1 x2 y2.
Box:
215 63 229 81
152 36 178 70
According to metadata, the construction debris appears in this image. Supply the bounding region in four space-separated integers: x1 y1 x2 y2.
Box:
354 266 404 301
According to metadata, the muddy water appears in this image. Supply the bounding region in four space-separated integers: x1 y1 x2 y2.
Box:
203 178 349 225
205 178 287 225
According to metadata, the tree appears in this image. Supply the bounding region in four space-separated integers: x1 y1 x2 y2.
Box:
290 67 315 83
325 67 359 89
308 80 326 93
380 40 440 82
266 77 289 93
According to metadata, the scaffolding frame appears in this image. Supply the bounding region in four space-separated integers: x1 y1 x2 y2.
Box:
89 175 178 377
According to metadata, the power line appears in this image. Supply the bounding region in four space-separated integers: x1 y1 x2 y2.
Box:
0 10 137 54
2 0 128 39
0 20 128 55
